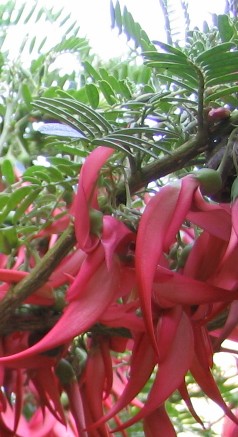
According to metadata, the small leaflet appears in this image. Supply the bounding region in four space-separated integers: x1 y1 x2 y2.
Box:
36 122 86 138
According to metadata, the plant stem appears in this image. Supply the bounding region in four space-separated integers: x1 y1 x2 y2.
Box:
116 130 208 203
0 99 15 156
0 223 76 334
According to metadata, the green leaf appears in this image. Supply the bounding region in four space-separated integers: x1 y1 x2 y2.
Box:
59 12 71 27
123 6 136 42
17 225 39 235
152 41 188 58
200 54 238 71
83 61 101 81
113 0 122 33
29 35 36 54
22 176 42 185
0 226 18 254
92 138 133 155
1 159 15 185
138 67 151 84
13 188 42 224
35 7 45 23
47 166 64 182
48 157 76 167
38 36 48 52
23 3 37 24
99 80 117 105
21 82 32 108
118 80 132 99
205 85 238 103
156 74 196 93
65 20 78 36
110 0 116 28
7 186 33 210
107 75 122 94
33 96 113 137
195 42 235 63
144 51 198 85
37 122 85 138
85 83 99 109
13 3 26 24
206 73 238 87
144 51 193 67
52 143 88 157
52 36 88 54
23 165 49 178
98 67 110 81
33 99 95 137
33 171 52 184
0 194 10 210
217 15 234 42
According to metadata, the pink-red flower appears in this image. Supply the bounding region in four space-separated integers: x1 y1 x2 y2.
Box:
0 148 238 436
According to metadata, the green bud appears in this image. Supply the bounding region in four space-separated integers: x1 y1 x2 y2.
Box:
89 208 103 236
194 168 222 195
56 359 76 385
177 244 193 268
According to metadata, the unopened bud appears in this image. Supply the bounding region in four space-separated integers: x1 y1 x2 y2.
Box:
89 208 103 236
194 168 222 195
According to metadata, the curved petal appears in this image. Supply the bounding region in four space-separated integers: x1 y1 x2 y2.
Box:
87 332 156 432
187 189 231 241
153 267 238 307
136 176 199 353
143 404 176 437
73 146 114 252
111 312 194 431
0 251 123 363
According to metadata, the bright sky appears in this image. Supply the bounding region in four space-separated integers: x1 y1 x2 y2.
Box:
54 0 226 58
7 0 227 61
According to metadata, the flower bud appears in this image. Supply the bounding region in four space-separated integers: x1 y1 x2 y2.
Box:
194 168 222 195
208 107 230 122
177 243 193 268
89 208 103 236
56 358 76 385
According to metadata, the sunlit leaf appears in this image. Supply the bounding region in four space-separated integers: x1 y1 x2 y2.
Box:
99 80 117 105
85 83 99 109
83 61 101 81
217 14 234 42
36 122 86 138
195 42 235 63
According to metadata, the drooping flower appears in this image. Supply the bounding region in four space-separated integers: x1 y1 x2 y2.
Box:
1 148 238 436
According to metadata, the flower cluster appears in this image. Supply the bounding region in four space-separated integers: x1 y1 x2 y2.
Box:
0 146 238 436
